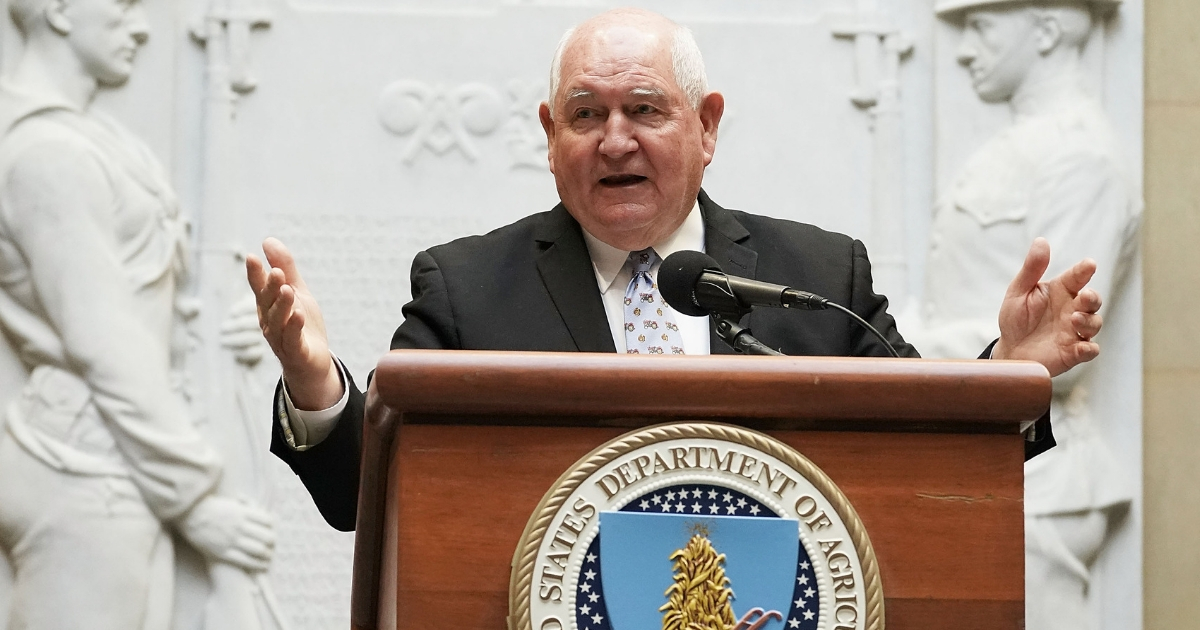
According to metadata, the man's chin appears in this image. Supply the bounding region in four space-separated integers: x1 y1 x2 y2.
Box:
566 201 660 244
97 71 133 88
578 191 646 216
586 205 656 233
971 80 1013 104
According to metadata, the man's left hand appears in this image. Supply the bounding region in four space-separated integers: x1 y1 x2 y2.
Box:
992 237 1103 377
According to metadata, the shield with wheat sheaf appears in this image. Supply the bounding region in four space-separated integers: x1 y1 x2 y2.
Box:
599 511 799 630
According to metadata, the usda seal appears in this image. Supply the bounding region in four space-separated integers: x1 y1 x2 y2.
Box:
508 423 883 630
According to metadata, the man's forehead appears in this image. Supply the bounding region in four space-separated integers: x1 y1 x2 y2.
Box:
560 42 676 105
561 23 672 80
589 24 667 60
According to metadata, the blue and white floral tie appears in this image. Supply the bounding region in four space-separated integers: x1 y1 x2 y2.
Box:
624 248 685 355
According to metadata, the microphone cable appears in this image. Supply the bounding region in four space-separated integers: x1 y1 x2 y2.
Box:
820 301 901 359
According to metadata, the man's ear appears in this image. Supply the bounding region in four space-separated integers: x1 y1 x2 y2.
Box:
538 101 556 174
1033 12 1064 55
699 92 724 166
45 0 72 36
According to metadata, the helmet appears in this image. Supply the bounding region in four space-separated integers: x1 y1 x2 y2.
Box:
935 0 1121 18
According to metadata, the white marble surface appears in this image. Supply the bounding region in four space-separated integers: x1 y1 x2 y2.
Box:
0 1 1143 628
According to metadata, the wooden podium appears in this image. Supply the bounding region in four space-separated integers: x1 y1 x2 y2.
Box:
349 350 1050 630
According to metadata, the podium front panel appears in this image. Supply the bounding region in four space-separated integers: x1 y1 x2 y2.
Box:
375 421 1023 630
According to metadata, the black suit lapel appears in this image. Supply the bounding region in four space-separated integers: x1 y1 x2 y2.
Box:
699 190 757 355
534 205 618 353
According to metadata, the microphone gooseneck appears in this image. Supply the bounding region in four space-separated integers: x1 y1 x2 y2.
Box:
660 251 831 317
658 250 901 358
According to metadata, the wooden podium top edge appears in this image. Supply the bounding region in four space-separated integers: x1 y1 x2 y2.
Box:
372 350 1052 424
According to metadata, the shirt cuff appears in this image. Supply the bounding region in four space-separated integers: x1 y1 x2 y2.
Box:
277 357 349 451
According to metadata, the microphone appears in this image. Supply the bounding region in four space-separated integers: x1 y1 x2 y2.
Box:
659 251 829 318
659 250 901 358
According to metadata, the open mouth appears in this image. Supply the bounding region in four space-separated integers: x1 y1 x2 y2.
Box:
599 174 648 187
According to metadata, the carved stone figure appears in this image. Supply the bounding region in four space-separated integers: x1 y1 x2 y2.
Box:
906 1 1141 628
0 1 275 628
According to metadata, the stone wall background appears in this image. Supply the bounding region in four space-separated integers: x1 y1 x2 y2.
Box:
0 0 1153 627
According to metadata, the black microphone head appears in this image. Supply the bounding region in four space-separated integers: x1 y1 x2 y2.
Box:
659 250 723 317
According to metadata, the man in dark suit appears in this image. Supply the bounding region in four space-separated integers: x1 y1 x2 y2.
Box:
247 8 1104 531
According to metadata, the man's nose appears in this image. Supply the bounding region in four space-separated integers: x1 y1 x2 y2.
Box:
128 6 151 46
598 113 638 158
956 38 978 66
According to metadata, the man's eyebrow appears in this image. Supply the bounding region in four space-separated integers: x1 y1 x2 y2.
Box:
564 89 594 102
629 87 668 99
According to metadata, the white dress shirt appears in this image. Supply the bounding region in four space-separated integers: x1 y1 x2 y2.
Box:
280 202 709 450
579 202 709 354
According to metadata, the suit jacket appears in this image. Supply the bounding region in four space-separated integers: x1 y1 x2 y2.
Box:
271 191 1051 531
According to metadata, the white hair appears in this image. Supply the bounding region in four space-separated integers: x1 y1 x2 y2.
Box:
547 22 709 117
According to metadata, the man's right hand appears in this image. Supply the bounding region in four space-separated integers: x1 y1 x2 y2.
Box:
246 237 344 410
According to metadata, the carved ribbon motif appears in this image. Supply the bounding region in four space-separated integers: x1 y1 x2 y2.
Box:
378 78 551 169
378 81 505 163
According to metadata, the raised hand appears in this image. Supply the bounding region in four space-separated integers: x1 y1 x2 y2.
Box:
992 238 1103 377
246 237 342 410
178 494 276 573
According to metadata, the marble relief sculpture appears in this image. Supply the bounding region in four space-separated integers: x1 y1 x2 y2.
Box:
901 1 1141 628
0 0 276 628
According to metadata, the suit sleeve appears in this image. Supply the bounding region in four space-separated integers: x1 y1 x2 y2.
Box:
390 250 462 351
270 249 460 531
975 341 1056 461
270 372 364 532
847 239 920 359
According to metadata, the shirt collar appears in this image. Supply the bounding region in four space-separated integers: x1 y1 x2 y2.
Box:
581 201 705 294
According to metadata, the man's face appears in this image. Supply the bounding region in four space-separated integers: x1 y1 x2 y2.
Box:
956 7 1041 103
65 0 150 87
539 23 721 251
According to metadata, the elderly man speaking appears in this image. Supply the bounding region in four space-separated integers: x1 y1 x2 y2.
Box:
247 8 1105 531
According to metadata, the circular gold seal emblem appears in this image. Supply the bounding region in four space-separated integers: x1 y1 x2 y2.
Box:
509 423 883 630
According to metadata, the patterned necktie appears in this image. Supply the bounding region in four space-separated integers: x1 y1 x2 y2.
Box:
624 248 685 355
